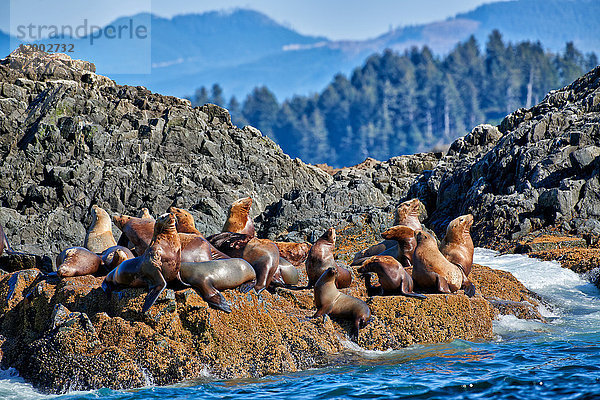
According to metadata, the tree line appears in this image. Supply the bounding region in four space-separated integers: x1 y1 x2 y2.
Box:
190 30 598 167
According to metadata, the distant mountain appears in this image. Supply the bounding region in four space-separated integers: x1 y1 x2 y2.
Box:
0 1 598 100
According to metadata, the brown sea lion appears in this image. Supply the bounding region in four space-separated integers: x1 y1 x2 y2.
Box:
440 214 474 276
180 259 256 313
357 255 426 299
272 257 300 286
223 197 255 237
84 205 117 254
412 230 473 297
313 267 371 340
207 232 283 292
379 225 417 274
351 198 423 266
114 215 155 255
169 206 201 234
56 247 104 278
179 233 230 263
440 214 476 296
102 213 183 312
275 241 311 266
305 228 352 289
100 245 135 271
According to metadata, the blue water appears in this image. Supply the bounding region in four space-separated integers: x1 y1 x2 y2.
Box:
2 249 600 399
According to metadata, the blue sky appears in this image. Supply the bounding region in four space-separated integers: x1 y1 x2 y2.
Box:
1 0 501 40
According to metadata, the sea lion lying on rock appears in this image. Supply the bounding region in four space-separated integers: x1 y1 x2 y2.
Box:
56 247 104 278
100 246 135 271
313 267 371 340
351 198 422 266
357 255 426 299
275 241 311 266
114 214 155 255
180 259 256 313
103 213 183 312
305 228 352 288
207 232 282 293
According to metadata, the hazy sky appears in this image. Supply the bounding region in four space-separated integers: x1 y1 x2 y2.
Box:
1 0 500 40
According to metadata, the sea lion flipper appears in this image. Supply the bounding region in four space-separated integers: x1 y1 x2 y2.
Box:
237 279 256 293
436 275 452 294
142 272 167 313
462 280 476 298
205 292 232 313
312 304 333 318
404 292 427 300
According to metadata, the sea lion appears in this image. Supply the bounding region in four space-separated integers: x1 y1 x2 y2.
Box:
207 232 282 292
379 225 417 274
412 230 473 297
357 255 426 299
179 233 230 263
223 197 255 237
440 214 476 296
272 257 300 286
56 247 104 278
102 213 183 312
351 198 423 266
114 214 155 255
100 245 135 271
137 208 153 219
313 267 371 340
305 228 352 288
440 214 474 276
180 259 256 313
275 241 311 266
84 205 117 254
169 206 201 234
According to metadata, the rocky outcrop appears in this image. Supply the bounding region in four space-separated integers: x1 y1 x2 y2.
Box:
406 68 600 245
0 47 331 259
0 255 540 394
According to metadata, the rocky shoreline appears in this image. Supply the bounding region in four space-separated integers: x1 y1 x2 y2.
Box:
0 48 598 393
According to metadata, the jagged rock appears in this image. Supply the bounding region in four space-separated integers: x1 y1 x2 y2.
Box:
515 235 587 253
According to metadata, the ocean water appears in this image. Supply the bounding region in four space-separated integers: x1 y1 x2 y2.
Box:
2 248 600 399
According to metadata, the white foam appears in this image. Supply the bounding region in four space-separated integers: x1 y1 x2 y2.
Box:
476 248 600 336
0 369 54 400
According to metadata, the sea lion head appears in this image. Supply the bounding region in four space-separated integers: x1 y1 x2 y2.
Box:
319 228 336 245
231 197 253 215
90 205 112 231
445 214 474 242
169 206 196 228
112 214 133 230
154 213 177 235
357 255 396 274
415 230 435 246
395 198 421 223
381 225 415 241
321 266 337 282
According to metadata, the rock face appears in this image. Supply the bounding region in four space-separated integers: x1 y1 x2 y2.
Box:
406 68 600 245
0 47 331 259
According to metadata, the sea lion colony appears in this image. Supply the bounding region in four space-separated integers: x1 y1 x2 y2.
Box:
0 197 475 340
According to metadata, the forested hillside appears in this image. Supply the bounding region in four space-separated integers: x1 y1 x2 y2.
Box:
191 31 597 167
